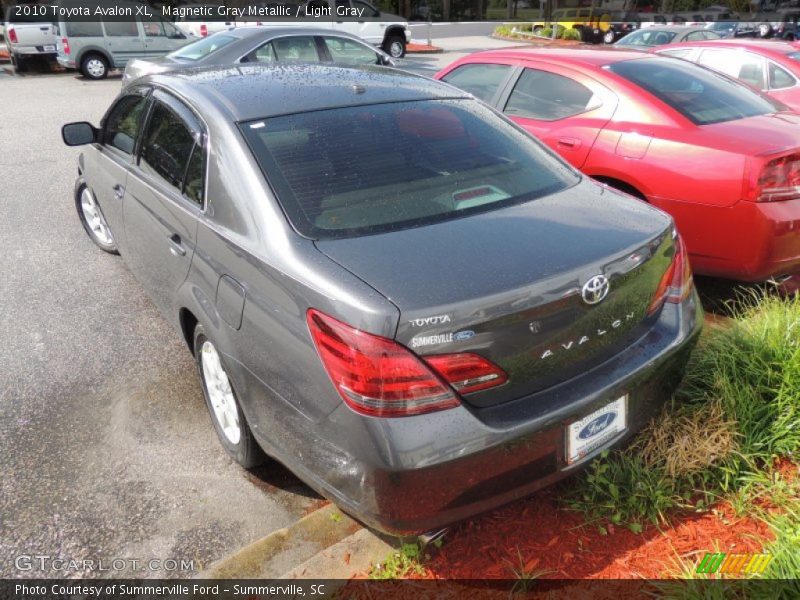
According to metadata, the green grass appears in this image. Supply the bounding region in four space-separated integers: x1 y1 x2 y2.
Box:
566 293 800 535
368 542 426 579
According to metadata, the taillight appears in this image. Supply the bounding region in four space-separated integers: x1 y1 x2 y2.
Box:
8 27 18 44
748 153 800 202
199 24 208 37
423 353 508 395
307 309 507 417
62 37 70 55
647 234 693 315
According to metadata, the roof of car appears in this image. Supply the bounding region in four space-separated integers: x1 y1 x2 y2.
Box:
663 39 800 57
466 47 651 68
147 64 470 121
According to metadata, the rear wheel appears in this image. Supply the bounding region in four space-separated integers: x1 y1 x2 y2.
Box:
785 33 797 41
194 325 265 468
758 23 772 38
81 53 108 80
13 53 28 73
603 29 616 44
383 35 406 59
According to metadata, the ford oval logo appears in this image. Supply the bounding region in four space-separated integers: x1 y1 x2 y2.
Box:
578 412 617 440
454 330 475 341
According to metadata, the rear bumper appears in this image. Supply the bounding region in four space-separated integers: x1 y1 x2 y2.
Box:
10 44 57 57
57 56 76 69
660 197 800 282
245 290 702 535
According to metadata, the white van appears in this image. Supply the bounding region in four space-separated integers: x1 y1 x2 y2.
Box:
55 0 191 79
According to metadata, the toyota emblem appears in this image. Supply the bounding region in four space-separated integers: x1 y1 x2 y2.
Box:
582 275 610 305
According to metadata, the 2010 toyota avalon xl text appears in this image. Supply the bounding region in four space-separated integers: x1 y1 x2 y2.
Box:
61 64 702 535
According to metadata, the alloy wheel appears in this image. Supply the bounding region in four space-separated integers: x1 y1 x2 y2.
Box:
80 188 114 246
201 341 241 445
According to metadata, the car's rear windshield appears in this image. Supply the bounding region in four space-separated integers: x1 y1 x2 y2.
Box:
241 99 578 240
168 34 237 61
607 57 777 125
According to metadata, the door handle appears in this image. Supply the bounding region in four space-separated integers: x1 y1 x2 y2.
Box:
112 184 125 199
168 234 186 257
557 137 581 149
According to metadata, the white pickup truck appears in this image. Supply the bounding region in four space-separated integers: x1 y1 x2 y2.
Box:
174 0 411 58
3 5 58 72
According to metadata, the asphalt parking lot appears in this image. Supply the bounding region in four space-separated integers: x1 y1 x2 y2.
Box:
0 36 528 579
0 70 326 579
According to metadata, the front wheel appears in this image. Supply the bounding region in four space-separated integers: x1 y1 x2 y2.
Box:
75 185 118 254
383 35 406 59
758 23 772 38
194 325 265 468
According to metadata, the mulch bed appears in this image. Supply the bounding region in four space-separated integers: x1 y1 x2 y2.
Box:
342 459 800 597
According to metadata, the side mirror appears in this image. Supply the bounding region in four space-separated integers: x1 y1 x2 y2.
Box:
380 54 396 66
62 122 98 146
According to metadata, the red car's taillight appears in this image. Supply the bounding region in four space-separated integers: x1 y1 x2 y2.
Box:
749 153 800 202
8 27 18 44
62 37 70 55
199 24 208 36
307 309 507 417
647 234 693 315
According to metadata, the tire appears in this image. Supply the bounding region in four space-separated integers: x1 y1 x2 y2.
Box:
75 184 119 254
13 53 28 73
194 324 265 469
383 35 406 59
81 52 108 80
758 23 772 38
785 33 797 41
603 29 616 44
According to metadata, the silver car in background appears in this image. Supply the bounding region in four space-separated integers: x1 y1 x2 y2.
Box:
122 26 394 85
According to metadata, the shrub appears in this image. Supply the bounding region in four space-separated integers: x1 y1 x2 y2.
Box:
561 28 583 41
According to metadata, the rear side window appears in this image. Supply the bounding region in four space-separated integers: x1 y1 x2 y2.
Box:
241 99 578 239
104 93 149 155
64 22 103 37
271 36 320 62
140 102 197 192
608 57 777 125
440 63 512 103
169 34 237 61
659 48 694 59
504 68 600 120
104 21 138 37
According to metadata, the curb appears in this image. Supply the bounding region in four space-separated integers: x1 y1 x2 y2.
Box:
407 43 444 54
201 503 363 579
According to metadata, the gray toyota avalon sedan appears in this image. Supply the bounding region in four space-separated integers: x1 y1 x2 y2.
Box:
61 64 702 535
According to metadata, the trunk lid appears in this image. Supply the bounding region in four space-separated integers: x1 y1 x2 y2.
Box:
315 181 676 407
702 112 800 156
8 22 57 46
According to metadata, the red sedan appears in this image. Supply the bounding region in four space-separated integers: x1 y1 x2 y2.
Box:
655 39 800 111
435 48 800 282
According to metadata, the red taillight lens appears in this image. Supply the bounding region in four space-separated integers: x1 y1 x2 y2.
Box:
647 234 693 315
62 37 70 55
423 353 508 395
200 24 208 37
307 309 460 417
8 27 18 44
751 153 800 202
307 310 507 417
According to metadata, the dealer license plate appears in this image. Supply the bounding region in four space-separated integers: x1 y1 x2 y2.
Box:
566 395 627 465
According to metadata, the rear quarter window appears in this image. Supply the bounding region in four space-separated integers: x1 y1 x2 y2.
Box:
608 57 777 125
